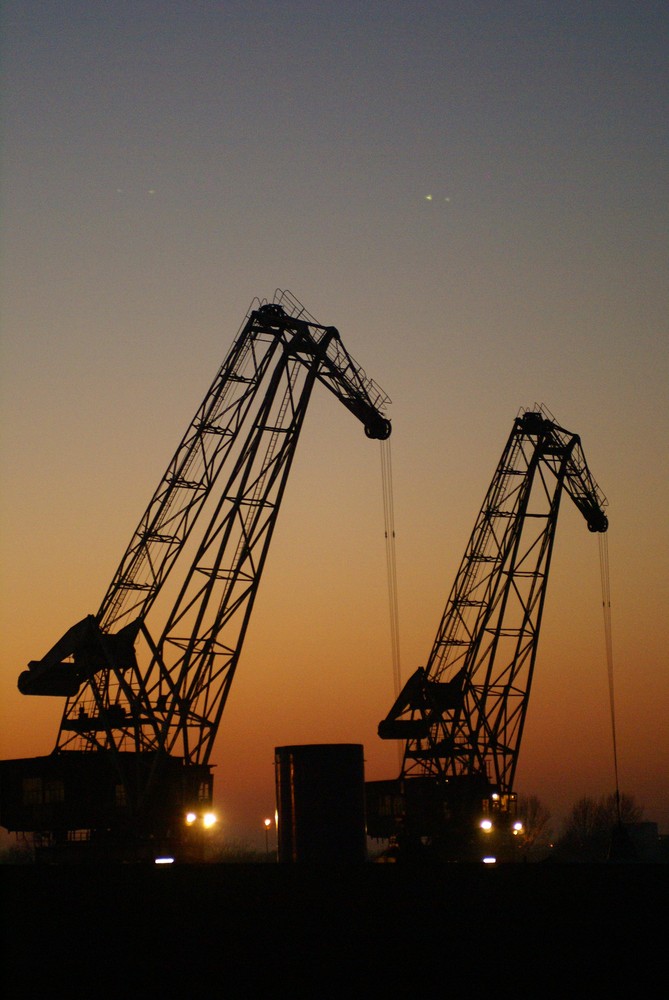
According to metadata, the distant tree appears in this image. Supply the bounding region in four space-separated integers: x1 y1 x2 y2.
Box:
563 796 600 846
518 795 552 857
556 792 643 861
600 791 643 827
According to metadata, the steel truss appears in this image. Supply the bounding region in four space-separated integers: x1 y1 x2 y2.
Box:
379 406 607 797
19 292 390 821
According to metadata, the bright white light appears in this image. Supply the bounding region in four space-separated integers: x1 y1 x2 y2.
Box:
480 819 493 832
264 817 272 829
513 821 524 831
185 811 197 826
482 856 497 865
203 811 217 829
155 856 175 865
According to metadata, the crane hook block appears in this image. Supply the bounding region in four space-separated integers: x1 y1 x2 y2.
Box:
365 416 392 440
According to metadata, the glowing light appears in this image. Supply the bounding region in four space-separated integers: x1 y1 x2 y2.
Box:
185 811 197 825
425 195 433 201
482 856 497 864
203 811 217 829
264 817 272 829
480 819 493 832
155 856 175 865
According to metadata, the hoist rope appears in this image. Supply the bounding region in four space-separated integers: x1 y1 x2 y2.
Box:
380 439 401 699
599 531 621 822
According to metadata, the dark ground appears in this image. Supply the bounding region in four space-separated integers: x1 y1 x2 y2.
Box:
1 862 664 997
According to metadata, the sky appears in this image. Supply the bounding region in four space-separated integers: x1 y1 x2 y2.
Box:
1 1 667 847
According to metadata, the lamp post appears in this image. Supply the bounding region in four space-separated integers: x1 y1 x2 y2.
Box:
264 817 272 858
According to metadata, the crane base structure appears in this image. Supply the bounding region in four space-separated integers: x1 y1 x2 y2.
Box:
368 406 608 863
0 753 213 863
366 776 522 863
0 291 391 863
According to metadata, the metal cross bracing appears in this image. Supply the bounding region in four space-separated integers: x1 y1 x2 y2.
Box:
19 292 390 811
379 405 607 799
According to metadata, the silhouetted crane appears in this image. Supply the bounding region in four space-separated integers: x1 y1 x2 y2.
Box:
370 407 607 860
3 291 391 861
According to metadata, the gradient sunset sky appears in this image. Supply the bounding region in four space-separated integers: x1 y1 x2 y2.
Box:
1 1 667 844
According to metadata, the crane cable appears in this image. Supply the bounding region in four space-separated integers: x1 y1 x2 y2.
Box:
380 439 404 773
380 439 401 700
599 531 621 823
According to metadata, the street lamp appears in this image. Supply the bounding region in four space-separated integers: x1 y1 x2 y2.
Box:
264 817 272 857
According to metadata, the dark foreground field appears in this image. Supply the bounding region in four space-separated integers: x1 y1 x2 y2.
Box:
2 862 664 996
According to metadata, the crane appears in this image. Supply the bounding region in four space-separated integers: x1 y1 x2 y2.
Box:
1 291 391 861
369 406 607 860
